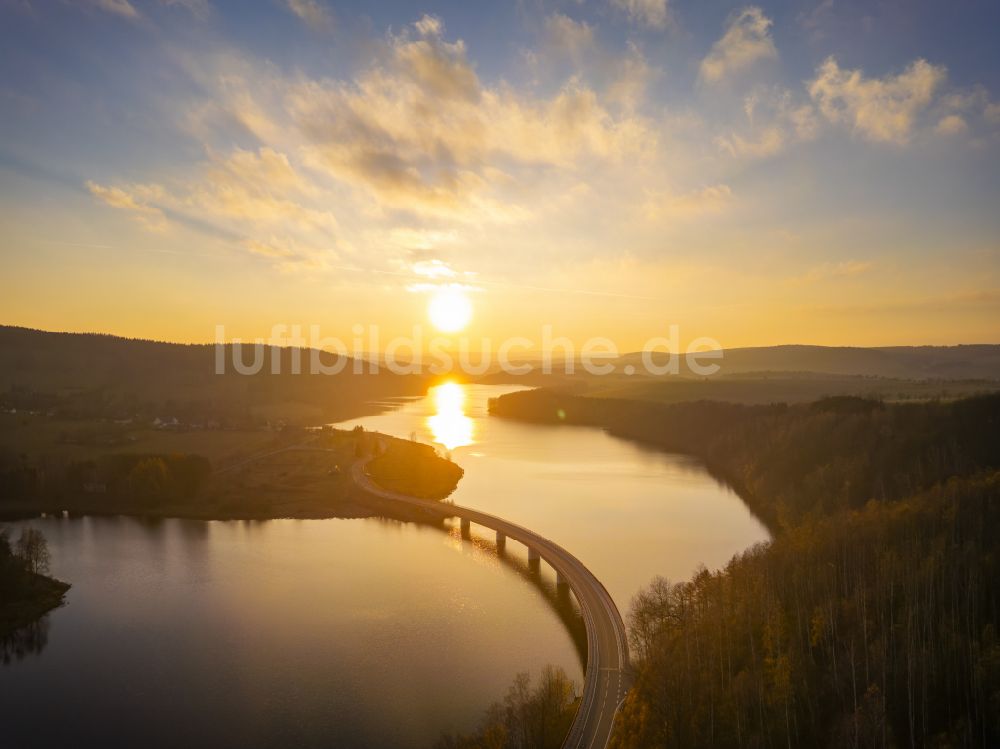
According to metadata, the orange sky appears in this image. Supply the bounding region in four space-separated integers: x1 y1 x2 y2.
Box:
1 2 998 349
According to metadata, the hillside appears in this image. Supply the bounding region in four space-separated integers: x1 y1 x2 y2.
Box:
491 389 1000 747
580 372 998 405
617 344 1000 380
0 326 429 426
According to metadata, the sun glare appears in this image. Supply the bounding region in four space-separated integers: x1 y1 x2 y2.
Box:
427 288 472 334
427 381 474 450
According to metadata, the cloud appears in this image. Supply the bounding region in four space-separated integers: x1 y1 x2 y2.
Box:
87 147 342 268
160 0 211 20
803 288 1000 317
414 14 443 37
86 180 167 231
610 0 670 29
934 114 968 136
797 0 835 40
192 147 338 232
808 57 946 144
938 86 1000 130
715 127 786 159
797 260 873 283
87 15 666 281
607 42 655 111
284 0 332 30
544 14 596 62
243 236 325 269
389 15 479 101
716 88 819 159
643 184 733 221
699 7 777 84
411 259 458 279
94 0 139 19
285 16 652 219
389 228 459 253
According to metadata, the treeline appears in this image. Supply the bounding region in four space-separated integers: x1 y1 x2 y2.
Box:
0 325 430 425
436 666 578 749
489 391 1000 530
0 451 211 508
1 526 51 579
490 390 1000 747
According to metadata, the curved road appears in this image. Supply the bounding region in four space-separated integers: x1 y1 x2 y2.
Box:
353 448 631 749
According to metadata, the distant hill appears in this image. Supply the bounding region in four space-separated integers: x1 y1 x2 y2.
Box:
582 373 998 406
0 326 429 425
620 343 1000 380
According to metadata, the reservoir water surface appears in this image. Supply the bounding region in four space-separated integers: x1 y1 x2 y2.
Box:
0 384 768 748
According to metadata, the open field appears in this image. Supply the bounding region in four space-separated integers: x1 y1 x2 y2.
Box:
0 412 282 463
0 415 463 520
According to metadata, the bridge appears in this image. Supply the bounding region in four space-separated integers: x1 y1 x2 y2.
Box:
353 446 631 749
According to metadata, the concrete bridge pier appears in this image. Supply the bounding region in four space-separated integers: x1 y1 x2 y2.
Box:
495 531 506 553
460 517 471 537
527 545 540 572
556 570 569 592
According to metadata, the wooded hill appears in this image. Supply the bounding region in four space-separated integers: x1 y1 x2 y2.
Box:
0 326 429 425
490 390 1000 747
617 344 1000 380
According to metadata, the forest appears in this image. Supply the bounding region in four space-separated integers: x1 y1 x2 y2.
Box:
0 450 212 509
490 390 1000 747
436 667 579 749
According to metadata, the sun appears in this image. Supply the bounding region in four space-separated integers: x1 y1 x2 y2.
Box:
427 287 472 333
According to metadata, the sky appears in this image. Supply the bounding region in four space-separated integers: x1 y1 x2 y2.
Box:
1 0 999 350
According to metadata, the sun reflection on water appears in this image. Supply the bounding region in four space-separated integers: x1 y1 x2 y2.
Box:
427 382 474 451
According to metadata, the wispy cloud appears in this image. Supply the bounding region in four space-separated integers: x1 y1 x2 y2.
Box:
544 14 596 63
94 0 140 19
86 180 167 231
160 0 212 20
700 7 777 84
86 147 341 269
284 0 332 30
643 184 733 221
795 260 874 283
716 87 818 159
411 259 459 279
935 114 968 136
610 0 670 30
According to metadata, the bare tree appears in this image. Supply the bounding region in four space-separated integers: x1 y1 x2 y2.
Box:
15 527 50 575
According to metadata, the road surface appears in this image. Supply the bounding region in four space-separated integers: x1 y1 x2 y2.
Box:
353 447 630 749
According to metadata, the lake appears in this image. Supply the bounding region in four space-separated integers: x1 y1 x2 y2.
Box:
0 384 768 748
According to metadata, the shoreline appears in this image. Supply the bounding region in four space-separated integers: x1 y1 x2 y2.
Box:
0 573 70 641
0 424 462 525
0 427 454 642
